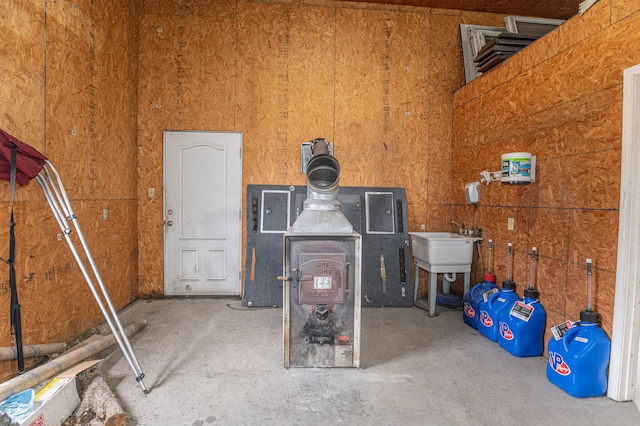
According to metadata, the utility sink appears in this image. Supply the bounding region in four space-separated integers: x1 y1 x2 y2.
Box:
409 232 482 317
409 232 481 268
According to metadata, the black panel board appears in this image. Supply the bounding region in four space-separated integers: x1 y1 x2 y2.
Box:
243 185 297 307
242 185 412 307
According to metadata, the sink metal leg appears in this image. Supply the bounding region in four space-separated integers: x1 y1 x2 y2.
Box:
415 262 466 317
413 261 420 303
428 271 437 317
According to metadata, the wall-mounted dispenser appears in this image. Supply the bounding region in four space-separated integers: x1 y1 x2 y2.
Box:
465 182 480 204
480 152 536 185
501 152 535 184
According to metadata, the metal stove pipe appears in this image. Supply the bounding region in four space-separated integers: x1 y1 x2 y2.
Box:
291 138 353 233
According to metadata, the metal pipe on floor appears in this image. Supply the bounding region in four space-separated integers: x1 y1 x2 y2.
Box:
0 343 67 361
0 320 147 403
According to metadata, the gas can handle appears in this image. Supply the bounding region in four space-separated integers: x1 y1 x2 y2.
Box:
562 326 580 352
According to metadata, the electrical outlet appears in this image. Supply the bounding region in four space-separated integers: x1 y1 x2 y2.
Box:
421 224 425 230
103 208 109 221
508 217 515 231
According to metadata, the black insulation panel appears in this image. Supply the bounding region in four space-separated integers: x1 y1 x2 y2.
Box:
242 185 412 307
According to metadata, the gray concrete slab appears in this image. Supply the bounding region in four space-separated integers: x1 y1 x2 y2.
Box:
100 298 640 425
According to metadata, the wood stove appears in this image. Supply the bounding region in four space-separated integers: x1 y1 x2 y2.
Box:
281 139 361 368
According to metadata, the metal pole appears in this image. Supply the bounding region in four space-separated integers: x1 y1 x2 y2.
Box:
42 163 146 380
35 163 148 394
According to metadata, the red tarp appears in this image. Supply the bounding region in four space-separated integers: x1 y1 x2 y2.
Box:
0 129 47 186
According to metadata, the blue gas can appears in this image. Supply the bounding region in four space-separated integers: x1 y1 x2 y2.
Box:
463 273 497 330
546 311 611 398
478 279 519 342
497 288 546 357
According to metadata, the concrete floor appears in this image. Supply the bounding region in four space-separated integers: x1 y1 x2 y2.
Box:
100 298 640 425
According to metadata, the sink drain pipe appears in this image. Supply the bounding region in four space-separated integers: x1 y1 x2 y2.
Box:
443 273 456 282
442 273 456 293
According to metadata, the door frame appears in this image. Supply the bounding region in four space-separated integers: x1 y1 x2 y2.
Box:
162 130 243 297
608 63 640 404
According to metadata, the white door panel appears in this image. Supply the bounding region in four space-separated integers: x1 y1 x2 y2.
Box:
164 131 242 296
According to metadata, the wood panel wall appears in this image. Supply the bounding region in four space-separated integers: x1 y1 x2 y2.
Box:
0 0 140 381
2 0 634 382
452 0 640 349
137 0 506 298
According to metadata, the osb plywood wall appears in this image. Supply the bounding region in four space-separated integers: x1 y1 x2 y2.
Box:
452 0 640 348
137 0 507 297
0 0 140 380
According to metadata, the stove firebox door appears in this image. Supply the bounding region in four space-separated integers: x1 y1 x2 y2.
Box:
297 253 347 305
284 235 361 368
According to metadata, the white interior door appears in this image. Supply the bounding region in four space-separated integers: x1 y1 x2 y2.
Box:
609 63 640 404
163 131 242 296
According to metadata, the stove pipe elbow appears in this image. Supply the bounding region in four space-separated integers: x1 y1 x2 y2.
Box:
304 139 341 210
307 139 340 192
291 138 352 233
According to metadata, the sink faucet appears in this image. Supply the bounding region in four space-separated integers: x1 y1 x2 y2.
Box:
452 221 465 234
